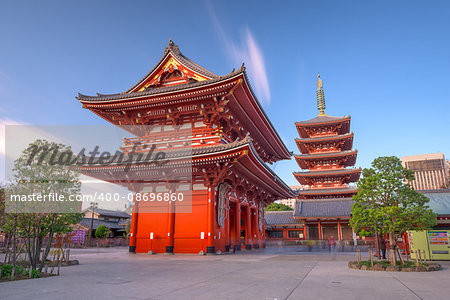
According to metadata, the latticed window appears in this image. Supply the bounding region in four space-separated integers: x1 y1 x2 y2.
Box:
288 230 303 238
268 231 283 238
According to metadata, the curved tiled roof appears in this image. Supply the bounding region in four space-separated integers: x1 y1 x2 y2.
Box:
80 218 125 230
264 211 300 225
418 189 450 215
293 168 361 177
294 199 353 218
75 134 253 167
297 187 357 195
77 66 244 103
294 150 357 159
127 40 217 93
296 115 350 126
295 132 354 143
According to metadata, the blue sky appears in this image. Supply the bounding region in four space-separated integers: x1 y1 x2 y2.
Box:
1 0 449 187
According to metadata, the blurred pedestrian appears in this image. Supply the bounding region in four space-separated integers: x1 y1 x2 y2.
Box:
328 235 336 252
378 235 387 259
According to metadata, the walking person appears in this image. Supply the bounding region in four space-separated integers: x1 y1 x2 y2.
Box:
328 235 336 252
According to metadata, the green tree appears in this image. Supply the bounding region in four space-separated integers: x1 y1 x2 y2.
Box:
350 156 436 266
2 139 83 272
265 202 293 211
95 225 108 238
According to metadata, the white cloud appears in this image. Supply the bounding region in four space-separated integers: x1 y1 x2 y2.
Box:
0 118 25 156
205 1 271 104
236 29 271 103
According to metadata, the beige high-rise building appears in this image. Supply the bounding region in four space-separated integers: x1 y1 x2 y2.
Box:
402 153 448 190
277 185 304 209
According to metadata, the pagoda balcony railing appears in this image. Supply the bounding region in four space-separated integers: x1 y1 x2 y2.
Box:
310 183 350 189
121 127 221 153
308 132 339 138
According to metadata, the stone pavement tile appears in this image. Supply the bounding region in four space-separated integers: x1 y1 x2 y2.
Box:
288 261 420 300
386 262 450 300
0 249 449 300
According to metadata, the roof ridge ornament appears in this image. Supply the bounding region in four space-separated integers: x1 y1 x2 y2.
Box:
167 38 180 54
316 73 327 116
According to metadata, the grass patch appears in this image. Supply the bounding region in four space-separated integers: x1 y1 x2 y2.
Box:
358 260 421 268
0 264 41 281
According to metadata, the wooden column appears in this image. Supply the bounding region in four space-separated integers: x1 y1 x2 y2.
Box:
225 200 231 252
337 220 342 241
234 202 241 251
253 208 260 249
206 184 215 254
165 201 175 253
303 226 307 240
129 196 139 253
245 206 252 250
318 220 322 240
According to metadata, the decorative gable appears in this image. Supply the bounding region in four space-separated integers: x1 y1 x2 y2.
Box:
128 41 216 93
137 55 210 91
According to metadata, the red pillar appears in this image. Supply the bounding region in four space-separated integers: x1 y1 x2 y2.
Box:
165 201 175 253
303 226 307 240
245 206 252 250
206 184 215 254
234 202 241 251
337 220 342 241
225 205 230 252
129 196 139 253
253 208 260 249
318 221 322 240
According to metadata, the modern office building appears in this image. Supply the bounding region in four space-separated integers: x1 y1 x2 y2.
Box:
402 153 448 190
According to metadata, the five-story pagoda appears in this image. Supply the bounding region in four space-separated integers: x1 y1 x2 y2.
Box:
292 75 361 241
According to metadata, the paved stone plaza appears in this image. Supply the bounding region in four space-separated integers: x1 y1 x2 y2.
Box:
1 247 449 300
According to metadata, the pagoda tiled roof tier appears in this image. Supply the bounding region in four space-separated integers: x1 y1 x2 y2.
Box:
293 168 361 185
296 115 350 125
295 132 354 154
294 198 353 218
294 168 361 177
296 187 357 199
295 115 351 138
294 150 358 169
75 135 294 200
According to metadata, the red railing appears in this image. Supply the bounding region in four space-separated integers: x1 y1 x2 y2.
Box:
122 127 221 153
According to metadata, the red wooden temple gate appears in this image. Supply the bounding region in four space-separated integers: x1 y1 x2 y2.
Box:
75 40 294 254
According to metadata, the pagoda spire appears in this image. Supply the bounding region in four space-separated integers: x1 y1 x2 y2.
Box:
316 73 326 116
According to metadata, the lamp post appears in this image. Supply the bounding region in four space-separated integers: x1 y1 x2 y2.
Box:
89 202 98 244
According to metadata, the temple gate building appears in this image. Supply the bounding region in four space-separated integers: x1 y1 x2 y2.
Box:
75 41 294 254
292 75 361 241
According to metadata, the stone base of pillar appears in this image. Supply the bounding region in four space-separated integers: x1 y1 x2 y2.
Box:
253 244 259 249
206 246 215 254
225 245 230 252
129 246 136 253
234 245 241 251
165 246 174 253
245 244 252 250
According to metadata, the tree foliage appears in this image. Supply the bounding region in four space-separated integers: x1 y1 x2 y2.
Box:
350 156 436 265
1 139 83 271
95 225 108 238
265 202 293 211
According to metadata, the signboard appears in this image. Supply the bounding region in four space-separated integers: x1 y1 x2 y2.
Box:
428 231 449 245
